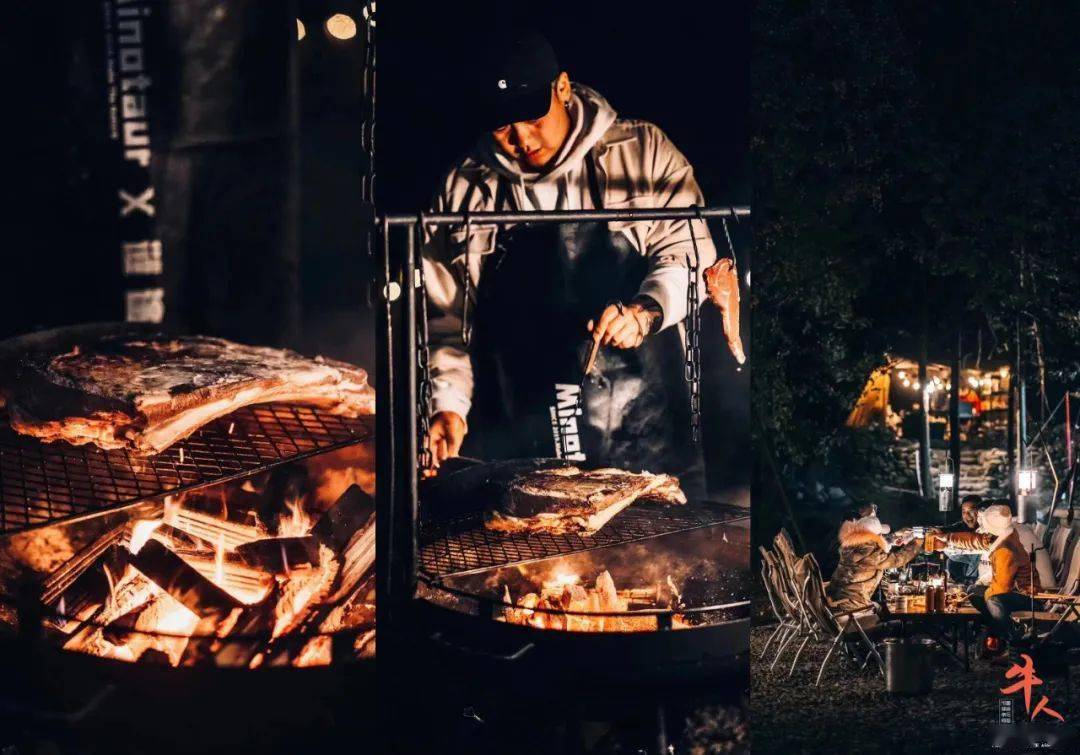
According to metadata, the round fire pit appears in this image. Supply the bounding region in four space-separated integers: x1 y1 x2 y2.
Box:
413 518 751 688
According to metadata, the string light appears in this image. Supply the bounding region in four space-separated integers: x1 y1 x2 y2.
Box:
325 13 357 40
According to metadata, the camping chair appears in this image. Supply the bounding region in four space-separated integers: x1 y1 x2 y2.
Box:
758 547 803 663
1049 525 1074 576
797 553 885 686
760 547 820 671
1014 537 1080 640
1055 529 1080 590
773 529 805 588
766 536 827 669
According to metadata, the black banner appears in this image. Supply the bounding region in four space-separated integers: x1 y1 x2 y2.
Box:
103 0 165 323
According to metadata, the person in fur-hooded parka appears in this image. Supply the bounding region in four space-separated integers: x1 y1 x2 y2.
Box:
825 515 922 612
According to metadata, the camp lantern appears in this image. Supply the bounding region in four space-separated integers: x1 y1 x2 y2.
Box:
937 458 954 512
1018 468 1038 495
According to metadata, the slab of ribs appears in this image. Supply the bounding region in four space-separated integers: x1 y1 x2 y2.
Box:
2 328 375 454
484 467 686 536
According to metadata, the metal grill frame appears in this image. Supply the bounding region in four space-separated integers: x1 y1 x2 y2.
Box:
376 205 752 622
0 403 374 535
420 502 748 579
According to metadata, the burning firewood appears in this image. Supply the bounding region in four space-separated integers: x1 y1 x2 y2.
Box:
129 539 243 632
501 570 661 632
27 468 375 669
165 507 261 551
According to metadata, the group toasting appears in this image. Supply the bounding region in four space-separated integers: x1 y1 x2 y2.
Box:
825 495 1059 663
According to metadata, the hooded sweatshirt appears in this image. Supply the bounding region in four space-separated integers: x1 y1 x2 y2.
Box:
420 84 718 421
825 518 920 612
946 506 1042 599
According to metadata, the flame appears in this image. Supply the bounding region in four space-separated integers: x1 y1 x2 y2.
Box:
163 495 180 527
544 572 580 590
149 595 199 636
502 570 671 633
214 533 226 585
278 495 313 538
129 519 162 555
102 563 117 615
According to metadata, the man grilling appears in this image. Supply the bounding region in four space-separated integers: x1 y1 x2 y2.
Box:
420 33 729 498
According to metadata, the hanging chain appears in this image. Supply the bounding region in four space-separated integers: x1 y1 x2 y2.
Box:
720 211 738 265
685 209 703 443
360 1 376 207
416 219 435 473
460 214 473 346
359 1 377 266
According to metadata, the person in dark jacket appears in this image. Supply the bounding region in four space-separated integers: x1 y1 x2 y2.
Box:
940 495 984 583
825 512 923 612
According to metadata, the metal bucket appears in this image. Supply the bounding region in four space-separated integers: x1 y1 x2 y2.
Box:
884 638 935 695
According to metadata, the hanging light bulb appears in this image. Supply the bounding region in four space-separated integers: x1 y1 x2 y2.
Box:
296 19 306 40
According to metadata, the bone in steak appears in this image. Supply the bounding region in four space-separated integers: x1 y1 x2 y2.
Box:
484 467 686 535
702 258 745 364
5 331 375 453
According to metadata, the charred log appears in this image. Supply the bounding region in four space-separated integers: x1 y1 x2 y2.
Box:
235 536 320 572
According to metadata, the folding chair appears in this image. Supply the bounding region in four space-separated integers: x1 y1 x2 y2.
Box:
760 547 818 671
798 553 885 686
758 547 802 663
1049 525 1073 576
1055 532 1080 592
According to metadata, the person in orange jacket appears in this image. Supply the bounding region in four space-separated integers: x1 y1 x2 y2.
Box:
930 504 1041 649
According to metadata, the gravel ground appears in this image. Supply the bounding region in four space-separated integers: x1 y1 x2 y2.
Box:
750 613 1080 754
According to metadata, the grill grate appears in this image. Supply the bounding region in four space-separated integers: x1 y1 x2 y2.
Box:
0 404 373 535
420 501 747 579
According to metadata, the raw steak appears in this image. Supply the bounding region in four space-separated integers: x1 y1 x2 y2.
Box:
703 258 745 364
484 467 686 535
5 330 374 454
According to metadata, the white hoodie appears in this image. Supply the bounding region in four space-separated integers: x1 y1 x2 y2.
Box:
420 84 719 420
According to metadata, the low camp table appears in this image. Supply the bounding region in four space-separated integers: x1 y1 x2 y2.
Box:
883 598 982 671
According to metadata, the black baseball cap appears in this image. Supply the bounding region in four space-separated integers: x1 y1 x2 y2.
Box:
478 33 560 130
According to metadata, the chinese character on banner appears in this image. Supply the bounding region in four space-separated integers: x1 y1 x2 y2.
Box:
1000 653 1065 723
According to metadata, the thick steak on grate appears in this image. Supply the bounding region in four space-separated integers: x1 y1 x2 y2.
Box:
484 467 686 535
5 330 374 454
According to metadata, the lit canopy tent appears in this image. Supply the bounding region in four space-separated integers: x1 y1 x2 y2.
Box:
847 356 1011 441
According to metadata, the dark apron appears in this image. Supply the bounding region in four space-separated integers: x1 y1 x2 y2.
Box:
465 152 704 498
